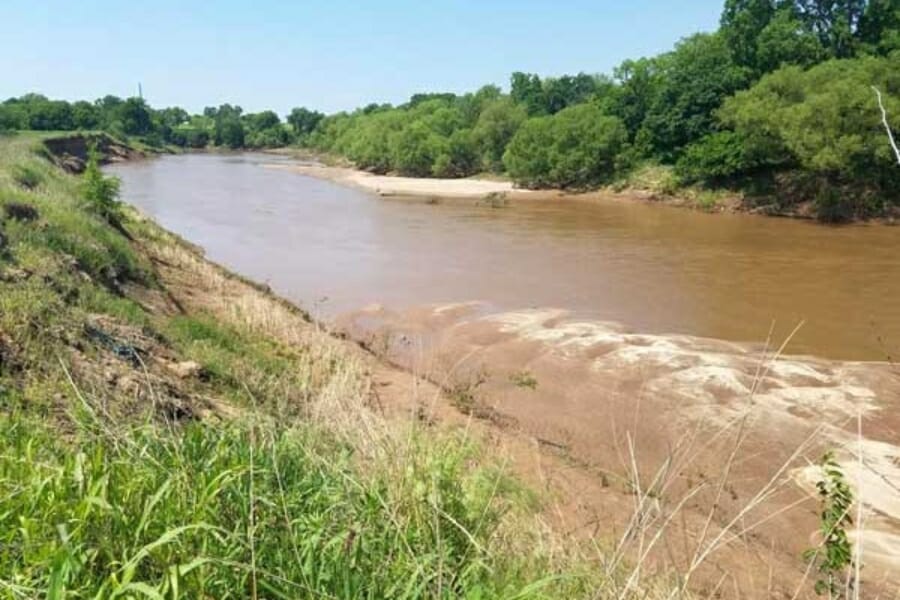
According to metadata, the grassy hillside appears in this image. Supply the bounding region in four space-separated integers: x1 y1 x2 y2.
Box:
1 132 673 598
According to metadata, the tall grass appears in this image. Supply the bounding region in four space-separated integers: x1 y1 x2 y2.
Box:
0 409 584 599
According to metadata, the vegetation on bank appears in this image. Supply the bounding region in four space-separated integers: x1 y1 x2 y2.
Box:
2 132 683 597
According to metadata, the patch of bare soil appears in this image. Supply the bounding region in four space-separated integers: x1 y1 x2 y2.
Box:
44 133 144 174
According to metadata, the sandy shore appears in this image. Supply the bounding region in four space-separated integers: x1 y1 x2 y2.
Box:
266 162 526 199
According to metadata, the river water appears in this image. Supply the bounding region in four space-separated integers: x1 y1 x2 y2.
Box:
108 152 900 361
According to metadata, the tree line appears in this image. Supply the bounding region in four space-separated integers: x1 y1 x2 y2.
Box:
0 94 324 152
303 0 900 219
2 0 898 219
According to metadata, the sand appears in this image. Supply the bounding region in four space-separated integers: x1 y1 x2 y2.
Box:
265 162 523 199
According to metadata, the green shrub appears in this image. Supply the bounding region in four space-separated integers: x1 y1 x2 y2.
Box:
11 163 43 189
81 146 123 225
676 131 754 183
504 104 628 189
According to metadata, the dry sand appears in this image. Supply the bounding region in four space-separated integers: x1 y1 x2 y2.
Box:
266 162 523 199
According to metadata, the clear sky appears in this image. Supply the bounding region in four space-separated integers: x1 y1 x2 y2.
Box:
0 0 723 116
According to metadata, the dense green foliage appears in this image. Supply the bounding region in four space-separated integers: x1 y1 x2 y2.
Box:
678 55 900 218
503 104 628 189
0 94 315 151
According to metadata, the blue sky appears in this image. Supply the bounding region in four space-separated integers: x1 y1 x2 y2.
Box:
0 1 723 116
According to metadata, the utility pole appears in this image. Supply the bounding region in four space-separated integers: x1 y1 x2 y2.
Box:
138 83 143 100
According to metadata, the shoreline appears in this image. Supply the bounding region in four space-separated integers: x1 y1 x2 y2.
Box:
264 161 525 199
264 152 900 224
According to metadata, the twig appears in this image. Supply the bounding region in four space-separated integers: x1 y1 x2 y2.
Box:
872 87 900 166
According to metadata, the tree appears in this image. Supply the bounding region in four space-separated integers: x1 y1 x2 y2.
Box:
755 8 826 72
858 0 900 54
390 121 444 177
721 0 777 70
795 0 868 57
542 73 600 114
157 107 189 129
610 58 664 142
639 33 749 160
0 100 27 130
472 97 527 172
510 72 546 116
72 100 100 129
116 97 152 136
345 110 405 173
690 55 900 218
504 103 628 189
212 104 245 148
287 107 324 137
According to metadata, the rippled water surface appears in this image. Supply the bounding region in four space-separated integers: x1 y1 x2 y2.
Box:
109 153 900 360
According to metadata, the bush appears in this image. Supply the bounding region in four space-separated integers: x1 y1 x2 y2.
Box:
81 146 123 225
11 164 43 190
390 122 444 177
676 131 754 183
504 104 629 189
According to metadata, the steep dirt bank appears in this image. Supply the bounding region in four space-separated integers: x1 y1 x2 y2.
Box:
43 132 145 173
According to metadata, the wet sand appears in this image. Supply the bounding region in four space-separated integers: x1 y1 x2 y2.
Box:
339 302 900 590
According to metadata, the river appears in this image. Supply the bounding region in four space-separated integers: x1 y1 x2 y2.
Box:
108 152 900 361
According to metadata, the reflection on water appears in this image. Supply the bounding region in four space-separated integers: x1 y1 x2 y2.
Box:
108 153 900 361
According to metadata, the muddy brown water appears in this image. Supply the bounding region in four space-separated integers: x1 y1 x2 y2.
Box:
110 152 900 361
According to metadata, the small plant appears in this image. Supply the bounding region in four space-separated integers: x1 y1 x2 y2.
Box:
81 144 124 225
482 191 509 208
11 164 43 190
448 368 489 416
803 451 855 598
694 190 720 212
509 370 538 390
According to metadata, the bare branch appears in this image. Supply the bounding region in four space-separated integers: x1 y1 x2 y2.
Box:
872 86 900 166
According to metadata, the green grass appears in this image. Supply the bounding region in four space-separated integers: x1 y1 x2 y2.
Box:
0 411 578 599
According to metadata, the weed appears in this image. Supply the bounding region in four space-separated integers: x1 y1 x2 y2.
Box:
11 163 43 189
694 191 720 212
509 370 538 390
803 451 855 598
81 144 124 226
